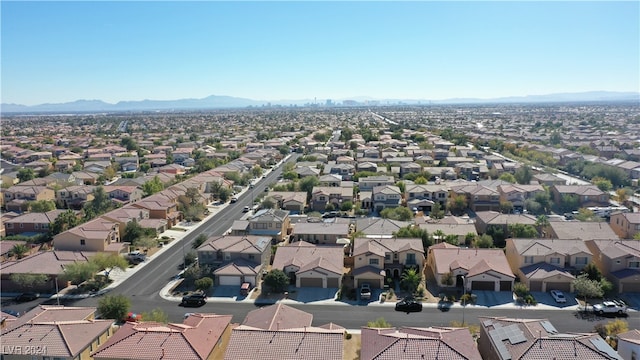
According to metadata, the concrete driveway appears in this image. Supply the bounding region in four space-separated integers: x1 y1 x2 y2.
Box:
290 287 339 303
211 285 247 301
472 291 514 307
620 293 640 310
531 291 578 308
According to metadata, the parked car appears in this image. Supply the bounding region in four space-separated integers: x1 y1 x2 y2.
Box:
240 282 252 296
127 251 146 263
593 301 627 315
395 297 423 313
360 283 371 300
230 197 238 203
181 292 207 307
550 290 566 303
243 206 251 213
14 292 39 302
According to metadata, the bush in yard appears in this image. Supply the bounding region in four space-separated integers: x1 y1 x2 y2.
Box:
98 294 131 321
195 277 213 292
263 269 289 293
513 283 529 298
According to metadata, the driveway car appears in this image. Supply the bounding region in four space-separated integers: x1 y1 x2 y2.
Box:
593 301 627 315
395 297 423 313
550 290 566 303
181 293 207 307
360 283 371 300
14 292 39 302
243 206 251 212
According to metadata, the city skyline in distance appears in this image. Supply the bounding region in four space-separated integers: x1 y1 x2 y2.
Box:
2 1 638 106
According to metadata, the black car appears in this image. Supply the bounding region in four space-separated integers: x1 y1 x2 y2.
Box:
15 292 39 302
181 293 207 307
395 297 423 313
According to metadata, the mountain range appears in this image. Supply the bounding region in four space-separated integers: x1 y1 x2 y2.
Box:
2 91 638 113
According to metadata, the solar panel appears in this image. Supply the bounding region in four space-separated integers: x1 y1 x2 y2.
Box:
540 321 558 334
590 337 621 359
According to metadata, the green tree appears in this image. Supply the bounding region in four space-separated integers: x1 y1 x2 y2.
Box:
573 273 604 307
448 195 468 216
414 176 428 185
430 202 445 219
49 209 80 236
261 197 277 209
98 294 131 321
535 215 550 236
582 263 603 281
264 269 289 293
9 243 30 259
84 186 114 220
141 308 169 323
380 207 414 221
299 176 319 196
133 236 158 252
251 165 263 178
17 168 35 182
122 221 145 244
195 277 214 292
508 223 538 238
400 268 421 294
367 317 392 328
559 194 580 213
514 166 533 185
192 234 208 249
592 176 613 192
10 273 47 288
29 200 56 212
499 201 514 214
594 319 629 349
394 226 431 249
340 201 353 212
62 261 99 285
473 234 494 248
120 137 139 151
90 253 128 280
499 173 516 183
142 176 164 197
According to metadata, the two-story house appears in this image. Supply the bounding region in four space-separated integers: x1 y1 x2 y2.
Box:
53 217 125 253
586 240 640 293
290 222 350 245
271 241 344 288
609 212 640 239
550 184 609 209
505 238 593 292
357 175 395 192
56 185 96 209
371 185 402 212
197 235 272 286
130 196 181 227
3 185 56 212
310 186 354 212
4 209 68 236
265 191 307 214
405 184 449 206
352 237 424 289
238 208 291 243
103 185 144 205
497 184 545 213
450 183 500 213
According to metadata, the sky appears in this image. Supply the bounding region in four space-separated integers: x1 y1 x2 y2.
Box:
1 1 639 105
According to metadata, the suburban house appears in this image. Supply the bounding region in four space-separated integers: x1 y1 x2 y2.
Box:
271 241 344 288
241 303 312 330
358 175 395 192
550 184 609 208
352 237 424 289
585 240 640 293
197 235 271 286
1 305 115 360
478 316 620 360
405 184 449 206
244 208 291 243
355 217 413 237
264 191 306 214
505 238 593 292
290 221 350 245
474 211 538 235
53 218 125 253
547 221 618 240
56 185 96 209
419 221 477 245
609 212 640 239
3 185 56 212
0 250 95 293
617 329 640 360
450 183 501 212
371 185 402 212
3 209 67 236
360 326 482 360
427 245 515 291
131 196 181 228
532 173 567 186
497 184 545 213
103 185 144 205
309 186 354 212
91 313 234 360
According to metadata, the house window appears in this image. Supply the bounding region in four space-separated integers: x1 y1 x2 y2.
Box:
575 257 588 265
385 254 390 261
6 223 12 229
80 239 86 245
406 253 416 265
550 257 560 265
34 224 39 229
249 254 255 260
629 261 640 269
524 256 534 264
19 223 24 228
369 258 379 265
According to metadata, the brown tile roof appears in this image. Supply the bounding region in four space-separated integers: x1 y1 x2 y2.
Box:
224 325 344 360
549 221 618 240
242 303 312 331
0 250 95 275
271 242 344 276
92 314 232 360
353 237 424 257
430 247 514 278
197 235 271 254
360 326 482 360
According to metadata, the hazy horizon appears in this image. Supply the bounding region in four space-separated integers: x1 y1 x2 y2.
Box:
2 1 638 106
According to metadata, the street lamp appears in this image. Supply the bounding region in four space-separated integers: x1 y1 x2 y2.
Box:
461 275 466 325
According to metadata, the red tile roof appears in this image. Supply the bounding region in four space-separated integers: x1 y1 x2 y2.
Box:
242 303 312 331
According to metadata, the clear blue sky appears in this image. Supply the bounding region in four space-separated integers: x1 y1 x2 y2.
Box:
2 1 638 105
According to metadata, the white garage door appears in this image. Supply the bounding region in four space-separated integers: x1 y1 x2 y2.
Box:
219 276 242 286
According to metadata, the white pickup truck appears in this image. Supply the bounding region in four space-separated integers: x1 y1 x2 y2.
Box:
360 283 371 300
593 300 627 315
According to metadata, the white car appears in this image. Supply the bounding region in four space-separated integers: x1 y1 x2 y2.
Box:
593 301 627 315
550 290 566 303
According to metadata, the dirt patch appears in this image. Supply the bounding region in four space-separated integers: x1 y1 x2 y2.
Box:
343 333 361 360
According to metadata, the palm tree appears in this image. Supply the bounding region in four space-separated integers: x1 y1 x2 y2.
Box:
535 215 550 237
10 243 30 259
400 268 421 294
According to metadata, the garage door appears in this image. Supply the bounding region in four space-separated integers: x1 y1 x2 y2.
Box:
546 281 571 292
300 278 323 287
621 281 640 292
471 281 495 291
327 278 340 288
219 276 242 286
357 279 381 289
529 281 542 292
500 281 512 291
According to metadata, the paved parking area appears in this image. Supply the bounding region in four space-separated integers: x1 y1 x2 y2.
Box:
531 291 578 308
211 285 248 301
290 287 339 303
472 291 514 307
620 293 640 310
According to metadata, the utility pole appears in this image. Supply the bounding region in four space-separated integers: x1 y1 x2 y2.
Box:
461 275 466 325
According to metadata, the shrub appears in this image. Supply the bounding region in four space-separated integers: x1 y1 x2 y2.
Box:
460 293 472 305
345 332 352 340
513 283 529 298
